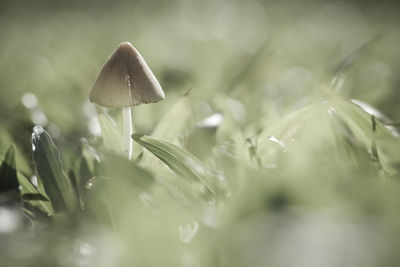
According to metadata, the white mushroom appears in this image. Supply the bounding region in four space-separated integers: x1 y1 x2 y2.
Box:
89 42 165 159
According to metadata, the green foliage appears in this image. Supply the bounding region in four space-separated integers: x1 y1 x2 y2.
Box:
97 113 123 155
132 133 225 196
32 126 79 213
1 0 400 266
150 93 192 144
0 144 19 193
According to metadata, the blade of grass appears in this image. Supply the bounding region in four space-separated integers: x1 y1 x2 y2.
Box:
0 144 52 213
0 144 19 193
104 151 155 190
151 93 191 143
98 113 123 154
22 193 49 201
132 134 219 196
32 126 79 213
141 94 192 165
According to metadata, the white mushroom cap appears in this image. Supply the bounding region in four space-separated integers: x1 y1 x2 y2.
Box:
89 42 165 108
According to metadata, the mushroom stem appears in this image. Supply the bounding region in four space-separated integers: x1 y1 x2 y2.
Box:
122 107 133 160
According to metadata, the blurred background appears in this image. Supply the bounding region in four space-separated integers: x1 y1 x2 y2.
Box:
1 0 399 157
1 0 400 266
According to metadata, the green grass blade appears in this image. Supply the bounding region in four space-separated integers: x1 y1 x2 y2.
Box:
84 176 115 228
0 143 52 213
17 172 53 215
104 152 155 190
78 157 92 195
22 193 49 201
0 129 32 176
132 134 219 195
98 113 123 154
0 144 19 193
32 126 79 213
141 94 192 165
323 86 386 147
151 94 191 143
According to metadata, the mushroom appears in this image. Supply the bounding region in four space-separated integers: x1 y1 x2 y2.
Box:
89 42 165 159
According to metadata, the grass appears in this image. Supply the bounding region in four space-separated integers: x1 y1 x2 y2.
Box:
1 1 400 266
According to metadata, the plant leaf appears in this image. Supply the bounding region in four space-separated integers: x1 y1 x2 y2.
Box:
17 173 53 214
104 152 155 190
0 144 52 213
22 193 49 201
98 113 122 154
141 94 192 165
0 129 32 176
84 176 115 228
32 126 79 213
132 134 220 195
0 144 19 193
152 94 191 143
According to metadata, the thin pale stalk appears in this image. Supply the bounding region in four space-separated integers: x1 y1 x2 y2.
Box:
122 107 132 159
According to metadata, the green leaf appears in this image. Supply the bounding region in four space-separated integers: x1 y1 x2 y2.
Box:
22 193 49 201
132 134 220 195
323 87 387 143
0 144 19 193
141 94 192 165
32 126 79 213
0 129 32 176
77 157 92 196
98 113 122 154
0 144 52 213
17 173 53 214
377 138 400 175
104 152 155 190
258 104 318 142
84 176 115 228
152 94 191 143
255 104 321 167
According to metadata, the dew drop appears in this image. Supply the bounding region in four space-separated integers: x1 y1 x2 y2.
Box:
179 222 199 244
21 93 38 109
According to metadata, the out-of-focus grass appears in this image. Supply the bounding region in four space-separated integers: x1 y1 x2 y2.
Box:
1 0 400 267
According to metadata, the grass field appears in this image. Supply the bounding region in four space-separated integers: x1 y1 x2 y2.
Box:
1 0 400 266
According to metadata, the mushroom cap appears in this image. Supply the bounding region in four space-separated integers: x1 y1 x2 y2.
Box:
89 42 165 108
